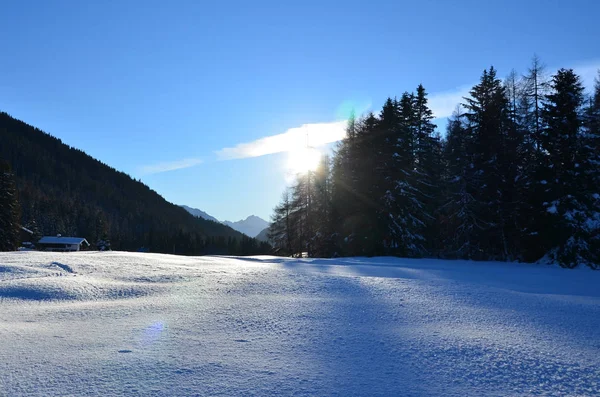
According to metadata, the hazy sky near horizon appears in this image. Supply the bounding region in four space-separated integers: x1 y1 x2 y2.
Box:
1 0 599 221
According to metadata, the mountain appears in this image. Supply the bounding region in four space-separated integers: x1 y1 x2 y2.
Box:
181 205 270 238
180 205 220 223
0 111 270 255
255 226 270 242
223 215 269 238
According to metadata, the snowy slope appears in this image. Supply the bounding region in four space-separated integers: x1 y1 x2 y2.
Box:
223 215 269 237
255 226 270 242
180 205 220 223
0 252 599 396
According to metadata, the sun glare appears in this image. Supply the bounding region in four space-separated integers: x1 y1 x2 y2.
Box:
287 147 322 174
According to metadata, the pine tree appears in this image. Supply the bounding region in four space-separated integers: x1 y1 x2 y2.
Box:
330 115 358 255
376 97 405 255
412 85 443 256
267 62 599 267
440 108 475 257
461 67 514 260
350 113 382 255
269 188 296 255
309 155 334 257
0 160 21 251
331 113 382 256
586 71 600 158
537 69 597 267
501 72 529 261
579 71 600 268
383 92 426 256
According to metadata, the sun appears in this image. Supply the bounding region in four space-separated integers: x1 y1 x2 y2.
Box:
287 147 322 174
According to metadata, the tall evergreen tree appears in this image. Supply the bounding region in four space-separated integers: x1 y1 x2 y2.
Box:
413 85 443 255
269 188 298 256
440 108 474 257
330 115 359 255
310 155 334 257
461 67 514 259
268 61 600 268
382 92 425 256
537 69 597 267
349 113 382 256
586 72 600 267
0 160 21 251
586 71 600 155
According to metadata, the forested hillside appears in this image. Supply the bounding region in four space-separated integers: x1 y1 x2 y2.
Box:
269 58 600 268
0 112 270 255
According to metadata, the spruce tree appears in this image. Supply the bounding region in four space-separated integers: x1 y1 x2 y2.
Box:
580 71 600 268
350 113 381 256
330 115 359 255
440 108 475 257
310 155 334 257
382 92 425 257
413 85 442 256
537 69 597 267
461 67 514 260
0 160 21 251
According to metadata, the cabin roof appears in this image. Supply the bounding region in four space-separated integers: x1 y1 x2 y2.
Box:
38 236 90 245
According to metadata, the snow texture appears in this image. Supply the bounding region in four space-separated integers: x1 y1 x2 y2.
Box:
0 251 599 396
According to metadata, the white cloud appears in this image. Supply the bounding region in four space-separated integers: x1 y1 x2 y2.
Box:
572 60 600 91
215 120 347 160
428 85 471 119
140 60 600 171
426 60 600 120
139 158 203 175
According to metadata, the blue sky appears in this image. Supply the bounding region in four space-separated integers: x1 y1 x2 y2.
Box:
1 0 599 222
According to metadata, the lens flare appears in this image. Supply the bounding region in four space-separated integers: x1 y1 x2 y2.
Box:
141 321 166 346
287 147 322 174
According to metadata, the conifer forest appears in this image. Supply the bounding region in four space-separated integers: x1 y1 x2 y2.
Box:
269 59 600 268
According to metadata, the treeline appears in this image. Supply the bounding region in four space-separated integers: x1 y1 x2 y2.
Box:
269 58 600 268
0 112 270 255
0 160 20 251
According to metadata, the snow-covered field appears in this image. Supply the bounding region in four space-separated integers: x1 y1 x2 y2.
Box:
0 252 599 396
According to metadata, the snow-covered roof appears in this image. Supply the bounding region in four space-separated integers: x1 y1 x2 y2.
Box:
38 236 90 246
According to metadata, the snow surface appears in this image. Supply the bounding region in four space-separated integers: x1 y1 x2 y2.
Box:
1 252 599 396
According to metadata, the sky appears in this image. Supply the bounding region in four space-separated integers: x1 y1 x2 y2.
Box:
1 0 599 222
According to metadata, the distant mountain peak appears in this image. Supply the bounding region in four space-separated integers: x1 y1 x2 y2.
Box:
181 206 268 238
223 216 269 238
180 205 219 223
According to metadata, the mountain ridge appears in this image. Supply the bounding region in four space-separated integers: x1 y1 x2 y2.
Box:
223 215 269 238
180 205 220 223
181 206 269 238
0 111 267 255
